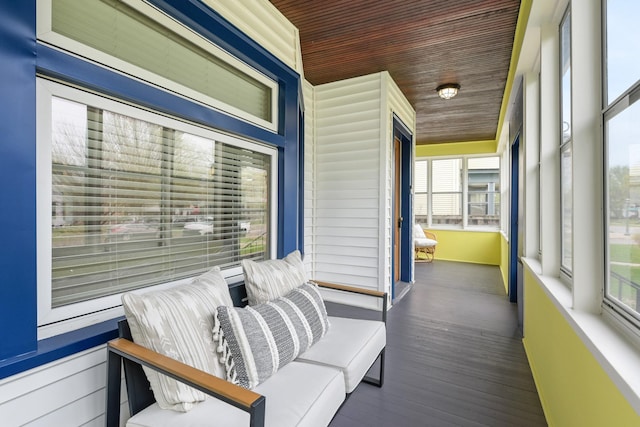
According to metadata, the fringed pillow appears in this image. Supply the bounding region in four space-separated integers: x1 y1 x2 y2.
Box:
214 282 330 389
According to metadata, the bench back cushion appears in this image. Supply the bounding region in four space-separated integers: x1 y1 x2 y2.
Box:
214 282 330 389
241 250 308 305
121 267 233 412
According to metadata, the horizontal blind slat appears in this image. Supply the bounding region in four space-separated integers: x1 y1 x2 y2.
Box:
50 96 270 307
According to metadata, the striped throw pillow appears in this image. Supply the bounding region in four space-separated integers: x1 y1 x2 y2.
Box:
214 282 330 389
122 267 233 412
241 250 308 305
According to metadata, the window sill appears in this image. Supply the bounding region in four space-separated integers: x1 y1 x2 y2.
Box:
0 317 120 380
522 257 640 414
0 279 248 380
429 226 501 232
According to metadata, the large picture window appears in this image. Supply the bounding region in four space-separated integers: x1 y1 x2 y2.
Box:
415 156 500 229
604 1 640 326
38 80 276 325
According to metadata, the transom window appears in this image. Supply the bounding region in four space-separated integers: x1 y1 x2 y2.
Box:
38 0 279 131
38 80 276 326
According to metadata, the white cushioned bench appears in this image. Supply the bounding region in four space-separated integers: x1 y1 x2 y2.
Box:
105 252 387 427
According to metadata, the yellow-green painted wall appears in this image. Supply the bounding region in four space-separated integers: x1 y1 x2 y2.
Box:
428 229 501 266
523 268 640 426
416 140 497 157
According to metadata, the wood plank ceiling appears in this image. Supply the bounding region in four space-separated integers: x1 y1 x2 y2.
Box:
269 0 521 145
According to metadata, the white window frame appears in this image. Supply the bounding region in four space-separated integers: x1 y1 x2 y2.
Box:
36 0 280 132
430 157 464 228
36 78 278 338
602 0 640 332
559 6 573 280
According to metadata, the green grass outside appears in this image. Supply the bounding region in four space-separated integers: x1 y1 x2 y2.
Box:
609 243 640 309
610 243 640 264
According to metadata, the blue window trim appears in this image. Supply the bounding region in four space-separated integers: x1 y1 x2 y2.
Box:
0 0 302 379
36 44 284 147
0 0 37 364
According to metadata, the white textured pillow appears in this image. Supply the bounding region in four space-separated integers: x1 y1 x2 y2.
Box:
242 250 308 305
214 282 330 389
121 267 233 412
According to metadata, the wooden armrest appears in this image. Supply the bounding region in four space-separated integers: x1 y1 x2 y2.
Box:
107 338 263 411
311 280 386 298
311 280 387 324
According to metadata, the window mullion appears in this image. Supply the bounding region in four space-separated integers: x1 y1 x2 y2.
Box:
427 160 432 227
462 158 468 228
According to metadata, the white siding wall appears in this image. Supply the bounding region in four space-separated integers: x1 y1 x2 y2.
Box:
386 75 415 132
303 79 315 273
203 0 303 76
314 74 382 302
0 346 128 427
313 72 415 306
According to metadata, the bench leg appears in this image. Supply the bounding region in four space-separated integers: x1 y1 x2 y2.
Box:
362 348 385 387
249 396 266 427
106 349 122 427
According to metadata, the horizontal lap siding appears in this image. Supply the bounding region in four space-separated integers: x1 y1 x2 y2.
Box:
314 74 382 294
203 0 302 74
386 75 416 133
0 346 128 427
304 80 315 273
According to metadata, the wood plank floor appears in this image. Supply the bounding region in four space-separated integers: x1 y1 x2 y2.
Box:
327 260 547 427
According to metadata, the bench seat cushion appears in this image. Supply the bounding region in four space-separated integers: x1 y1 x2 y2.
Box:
126 361 345 427
296 316 386 393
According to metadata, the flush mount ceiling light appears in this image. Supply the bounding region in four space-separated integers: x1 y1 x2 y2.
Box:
436 83 461 100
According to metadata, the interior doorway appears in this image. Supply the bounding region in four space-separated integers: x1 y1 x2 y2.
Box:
509 133 525 329
392 115 413 299
394 136 402 284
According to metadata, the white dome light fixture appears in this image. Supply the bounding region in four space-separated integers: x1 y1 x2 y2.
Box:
436 83 461 100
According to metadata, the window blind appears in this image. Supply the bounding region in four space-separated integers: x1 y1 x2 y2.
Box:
51 97 270 307
52 0 272 123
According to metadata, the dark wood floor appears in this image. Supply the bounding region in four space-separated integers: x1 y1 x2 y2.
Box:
327 260 547 427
